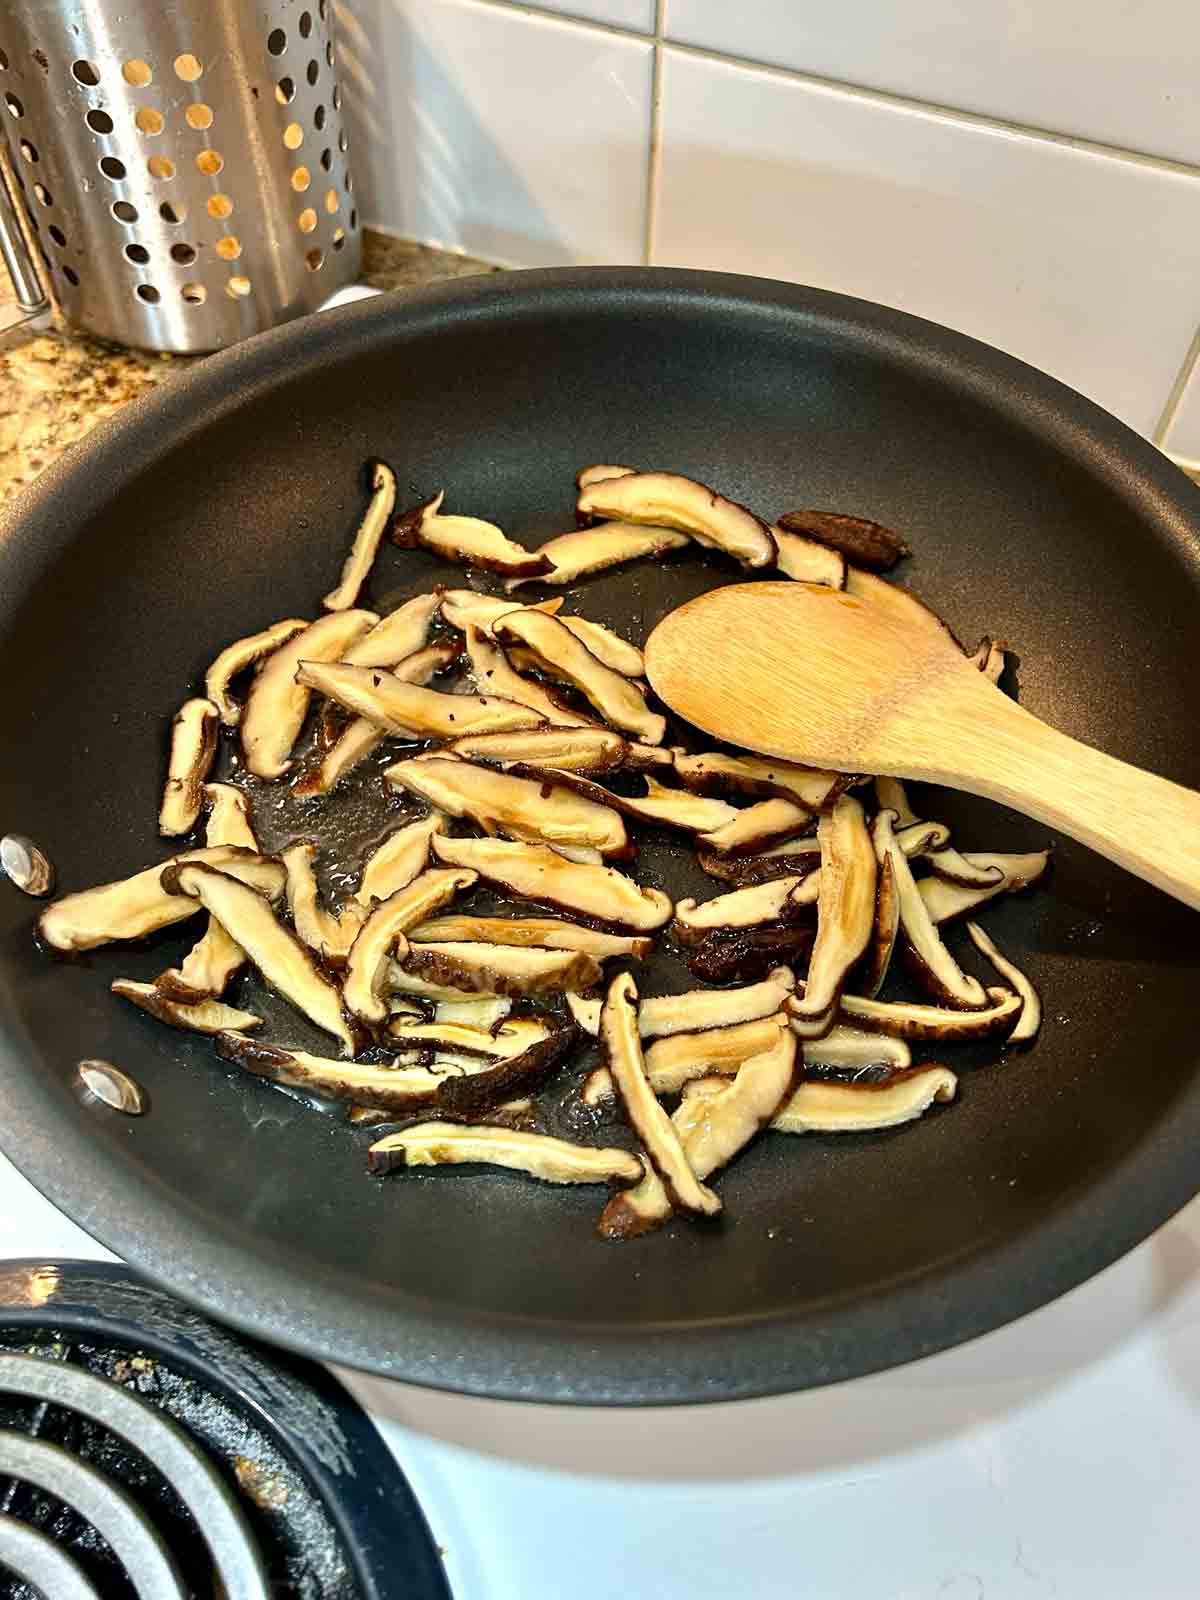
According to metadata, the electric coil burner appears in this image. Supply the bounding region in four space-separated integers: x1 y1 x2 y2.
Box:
0 1261 449 1600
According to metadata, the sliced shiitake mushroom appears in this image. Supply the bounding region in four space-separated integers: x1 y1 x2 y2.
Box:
463 624 597 729
434 995 513 1028
601 971 720 1218
432 834 673 932
775 509 910 573
874 776 920 827
507 767 737 835
674 751 845 810
576 471 776 569
697 798 816 858
368 1122 642 1184
801 1023 912 1073
505 522 691 591
558 617 644 677
38 846 285 953
281 843 364 965
790 983 1021 1041
576 463 637 491
323 459 397 611
924 846 1005 889
344 867 477 1024
158 698 219 838
295 660 546 739
391 491 552 577
411 914 651 959
771 1065 957 1134
161 861 358 1054
397 939 602 998
388 964 497 1004
918 849 1051 924
789 794 876 1038
445 726 628 773
155 783 258 1001
493 610 666 744
685 922 815 984
567 966 794 1039
435 1023 575 1113
297 642 462 796
673 876 815 944
387 1016 551 1059
858 850 899 999
584 1013 789 1102
437 591 563 632
768 525 847 588
112 980 263 1035
214 1032 462 1113
874 808 987 1008
968 637 1009 684
342 592 442 668
205 617 308 727
386 756 629 857
696 838 822 886
355 813 446 909
242 609 377 778
966 921 1041 1043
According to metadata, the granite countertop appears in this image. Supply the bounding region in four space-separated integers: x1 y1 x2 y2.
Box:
0 231 496 504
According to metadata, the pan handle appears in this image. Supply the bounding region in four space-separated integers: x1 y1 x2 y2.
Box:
0 152 48 316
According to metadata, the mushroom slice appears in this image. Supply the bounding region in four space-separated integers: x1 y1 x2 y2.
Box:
576 463 637 491
355 813 447 909
156 784 259 1000
965 921 1041 1043
775 509 910 573
391 491 552 577
789 795 876 1039
388 1016 551 1059
918 849 1051 924
38 846 285 953
446 727 628 773
434 996 512 1027
801 1024 912 1074
625 742 676 771
697 838 822 886
435 1023 575 1114
385 757 628 857
602 972 720 1217
368 1123 642 1184
576 471 776 569
697 798 816 858
397 940 602 998
432 834 673 933
412 914 651 960
685 921 816 985
859 852 899 999
567 967 794 1039
282 843 363 964
924 846 1005 889
112 981 263 1035
214 1032 459 1113
505 522 691 591
388 963 494 1003
894 819 952 857
968 637 1009 684
791 984 1021 1041
772 1066 957 1134
438 591 563 632
513 768 738 835
768 526 847 589
295 659 544 740
158 698 219 838
558 617 644 677
493 610 666 744
462 623 598 729
673 877 813 944
161 861 358 1054
324 459 398 610
874 808 988 1008
874 776 920 827
342 592 442 668
297 643 462 796
243 609 378 778
344 867 477 1024
674 751 844 811
205 617 309 727
584 1014 789 1103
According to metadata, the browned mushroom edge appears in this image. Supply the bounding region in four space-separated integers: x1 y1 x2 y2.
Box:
858 851 899 998
390 491 553 577
697 798 817 858
504 522 691 591
684 922 815 984
873 808 989 1010
112 981 263 1035
398 938 604 998
674 751 847 811
776 509 910 572
965 921 1041 1043
789 981 1021 1041
918 849 1052 924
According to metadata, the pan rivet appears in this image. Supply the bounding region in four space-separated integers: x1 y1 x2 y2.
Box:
76 1060 148 1116
1 834 55 897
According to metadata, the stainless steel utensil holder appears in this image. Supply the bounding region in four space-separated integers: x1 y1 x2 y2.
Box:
0 0 362 352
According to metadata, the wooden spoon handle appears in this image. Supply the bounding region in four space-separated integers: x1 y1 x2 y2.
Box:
929 697 1200 910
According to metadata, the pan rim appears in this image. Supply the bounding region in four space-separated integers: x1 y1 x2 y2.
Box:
2 266 1199 1404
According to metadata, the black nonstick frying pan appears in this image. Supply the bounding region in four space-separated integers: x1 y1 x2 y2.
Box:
2 269 1199 1405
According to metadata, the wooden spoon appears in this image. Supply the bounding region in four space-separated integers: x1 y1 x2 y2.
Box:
645 572 1200 910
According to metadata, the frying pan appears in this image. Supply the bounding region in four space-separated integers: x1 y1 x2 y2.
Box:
1 269 1199 1406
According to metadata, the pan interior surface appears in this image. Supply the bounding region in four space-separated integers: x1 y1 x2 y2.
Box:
1 269 1199 1404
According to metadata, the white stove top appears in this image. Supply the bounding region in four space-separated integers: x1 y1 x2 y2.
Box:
3 1145 1197 1599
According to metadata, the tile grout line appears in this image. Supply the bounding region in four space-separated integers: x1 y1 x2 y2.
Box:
642 0 666 266
464 0 1200 181
1152 320 1200 447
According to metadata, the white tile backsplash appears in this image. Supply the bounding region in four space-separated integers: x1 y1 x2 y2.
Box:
531 0 655 31
667 0 1200 168
1162 350 1200 467
653 49 1200 436
338 0 653 267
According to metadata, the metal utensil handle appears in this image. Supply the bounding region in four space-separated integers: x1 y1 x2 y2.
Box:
0 155 47 314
